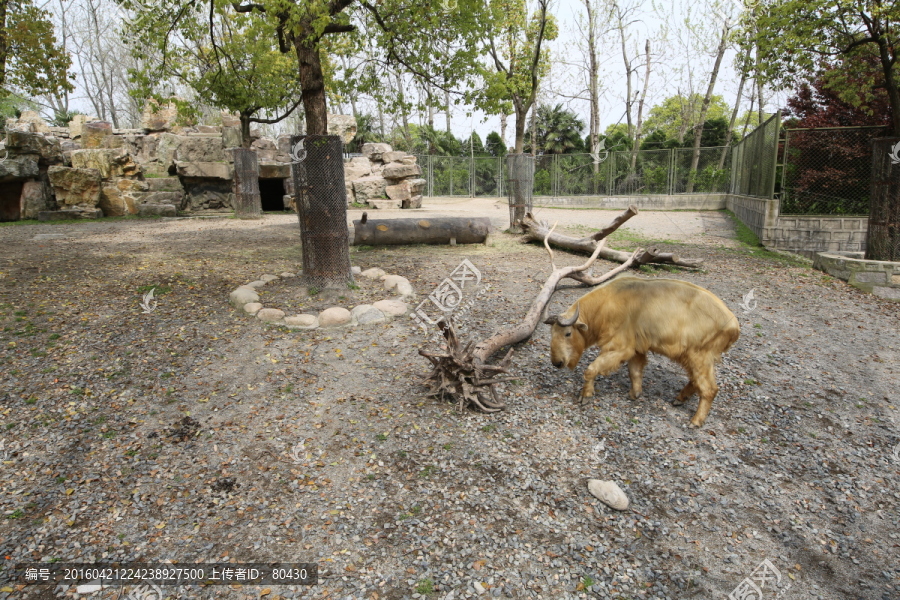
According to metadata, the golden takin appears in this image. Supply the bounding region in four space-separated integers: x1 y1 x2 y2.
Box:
544 276 740 427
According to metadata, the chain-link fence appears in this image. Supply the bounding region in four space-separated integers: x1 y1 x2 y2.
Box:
415 147 732 197
781 126 889 215
731 111 781 198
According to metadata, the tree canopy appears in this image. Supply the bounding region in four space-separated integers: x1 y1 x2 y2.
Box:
525 103 585 154
641 94 730 145
0 0 73 100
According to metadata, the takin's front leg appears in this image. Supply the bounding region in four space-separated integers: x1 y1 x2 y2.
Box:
579 347 635 403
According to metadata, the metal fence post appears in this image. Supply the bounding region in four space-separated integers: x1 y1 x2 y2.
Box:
768 110 781 200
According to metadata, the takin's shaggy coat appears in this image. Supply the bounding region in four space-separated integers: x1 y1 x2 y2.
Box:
545 276 740 427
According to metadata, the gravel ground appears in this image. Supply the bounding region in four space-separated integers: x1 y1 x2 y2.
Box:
0 208 898 600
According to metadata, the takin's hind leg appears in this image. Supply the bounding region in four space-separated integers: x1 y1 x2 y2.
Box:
687 357 720 428
627 353 648 400
672 380 697 406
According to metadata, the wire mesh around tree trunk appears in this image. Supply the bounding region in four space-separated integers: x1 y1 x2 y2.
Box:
867 138 900 261
290 135 353 288
506 154 534 232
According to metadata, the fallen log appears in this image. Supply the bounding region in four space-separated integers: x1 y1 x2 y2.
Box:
352 214 492 245
521 211 703 268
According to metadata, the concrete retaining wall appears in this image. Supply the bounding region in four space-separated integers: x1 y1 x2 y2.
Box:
726 194 868 257
813 251 900 300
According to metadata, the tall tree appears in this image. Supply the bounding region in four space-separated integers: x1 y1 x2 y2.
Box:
0 0 72 101
474 0 558 153
125 1 304 147
526 103 585 154
686 18 732 193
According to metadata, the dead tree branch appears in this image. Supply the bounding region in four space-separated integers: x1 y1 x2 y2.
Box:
521 211 703 268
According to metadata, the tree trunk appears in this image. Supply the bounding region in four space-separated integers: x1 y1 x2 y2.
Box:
719 67 746 169
686 23 729 193
445 87 451 133
231 148 262 219
291 135 352 288
513 101 527 154
294 32 328 136
500 112 508 152
630 39 651 170
866 138 900 261
351 216 492 245
507 153 534 232
616 6 634 142
0 0 9 90
239 112 252 149
521 212 703 268
530 92 538 156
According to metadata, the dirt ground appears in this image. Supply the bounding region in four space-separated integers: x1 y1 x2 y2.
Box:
0 203 898 600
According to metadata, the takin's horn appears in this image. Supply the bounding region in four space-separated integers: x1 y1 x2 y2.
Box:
557 304 580 327
542 313 557 325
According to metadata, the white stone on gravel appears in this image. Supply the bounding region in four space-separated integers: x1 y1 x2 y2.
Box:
76 583 103 594
256 308 285 322
229 286 259 307
259 274 279 282
351 266 362 275
318 306 352 327
243 302 262 315
357 308 386 325
246 280 267 288
395 280 414 298
284 314 318 328
360 267 386 279
351 304 373 320
588 479 630 511
372 299 407 317
382 275 409 291
280 272 296 278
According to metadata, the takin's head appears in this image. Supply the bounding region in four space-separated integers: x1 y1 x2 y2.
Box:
544 303 589 370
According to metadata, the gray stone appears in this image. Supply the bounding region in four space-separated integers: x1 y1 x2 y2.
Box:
344 159 372 181
4 130 63 164
380 151 407 163
361 142 392 162
382 163 422 179
372 300 408 317
137 203 177 217
229 286 259 307
67 114 98 138
352 176 388 203
251 138 278 162
395 280 414 298
407 178 426 194
318 307 352 327
382 275 409 291
47 166 102 207
82 121 113 149
197 125 221 134
38 210 95 222
360 267 386 279
358 308 386 325
259 163 290 178
259 274 279 282
141 99 181 132
144 177 183 193
222 127 242 150
243 302 263 315
404 195 423 209
175 162 232 179
280 272 297 278
351 304 374 321
385 181 411 201
21 180 52 219
588 479 630 511
327 114 357 144
70 148 140 179
368 199 400 210
350 266 362 275
257 308 286 322
246 280 267 288
284 314 318 329
0 156 40 180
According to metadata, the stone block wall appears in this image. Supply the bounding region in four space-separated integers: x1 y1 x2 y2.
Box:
814 251 900 300
726 194 868 258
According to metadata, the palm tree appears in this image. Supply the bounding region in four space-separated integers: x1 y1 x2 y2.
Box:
526 104 586 154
